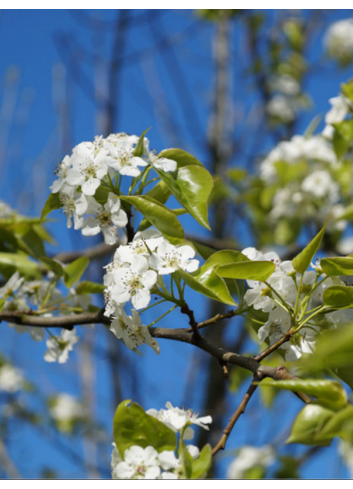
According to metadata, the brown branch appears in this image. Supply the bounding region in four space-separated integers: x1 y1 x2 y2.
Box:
180 303 200 338
189 309 237 331
212 375 260 456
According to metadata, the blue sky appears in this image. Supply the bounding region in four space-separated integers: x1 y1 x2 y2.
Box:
0 9 353 479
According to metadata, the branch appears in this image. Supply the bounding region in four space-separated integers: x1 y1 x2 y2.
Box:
212 375 260 456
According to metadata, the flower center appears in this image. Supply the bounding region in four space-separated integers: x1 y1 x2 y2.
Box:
164 251 182 269
98 210 111 227
82 161 97 179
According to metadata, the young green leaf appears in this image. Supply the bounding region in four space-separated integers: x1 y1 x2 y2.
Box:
286 404 334 446
75 281 105 295
333 120 353 160
113 400 177 457
218 260 275 282
258 378 347 410
120 195 184 245
203 250 250 270
191 444 212 479
315 404 353 443
0 253 41 280
39 257 64 278
158 148 203 168
153 164 213 229
63 257 89 288
323 285 353 309
177 267 236 306
41 193 62 222
292 223 326 274
133 128 150 157
320 257 353 276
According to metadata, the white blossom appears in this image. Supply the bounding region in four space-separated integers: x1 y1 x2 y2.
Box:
44 329 79 364
301 170 339 202
226 445 274 479
0 272 24 299
0 365 24 393
49 393 83 421
113 446 160 480
105 138 147 177
150 242 199 275
51 155 72 193
147 402 212 439
148 152 177 172
81 193 127 245
66 141 109 196
111 255 157 310
110 308 160 354
325 18 353 63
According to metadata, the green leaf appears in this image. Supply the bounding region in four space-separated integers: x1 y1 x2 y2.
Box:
41 193 62 222
63 257 89 288
191 444 212 479
145 180 171 204
258 378 347 410
133 128 150 157
292 223 326 274
286 404 334 445
120 195 184 245
75 281 105 295
323 285 353 309
333 120 353 160
315 404 353 443
177 267 236 306
342 78 353 103
39 257 64 278
0 299 5 313
113 400 177 457
299 324 353 374
158 148 203 168
203 250 250 270
179 440 194 479
218 260 276 282
0 253 41 280
153 164 213 229
321 257 353 276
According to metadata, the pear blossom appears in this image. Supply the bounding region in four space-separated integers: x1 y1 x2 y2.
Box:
66 141 109 196
59 188 86 230
0 272 24 299
111 256 157 310
267 94 297 122
105 137 147 177
226 445 274 479
0 365 24 393
49 393 83 421
110 307 160 354
113 446 160 480
146 402 212 439
51 155 72 193
148 151 177 172
150 242 199 275
301 170 339 202
115 229 164 263
324 18 353 63
81 193 127 245
44 329 79 364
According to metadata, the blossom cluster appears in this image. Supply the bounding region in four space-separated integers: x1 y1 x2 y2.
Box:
1 271 84 363
226 445 274 479
111 402 212 479
242 247 351 361
258 85 353 239
49 133 177 245
266 75 304 124
104 229 199 354
324 18 353 65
